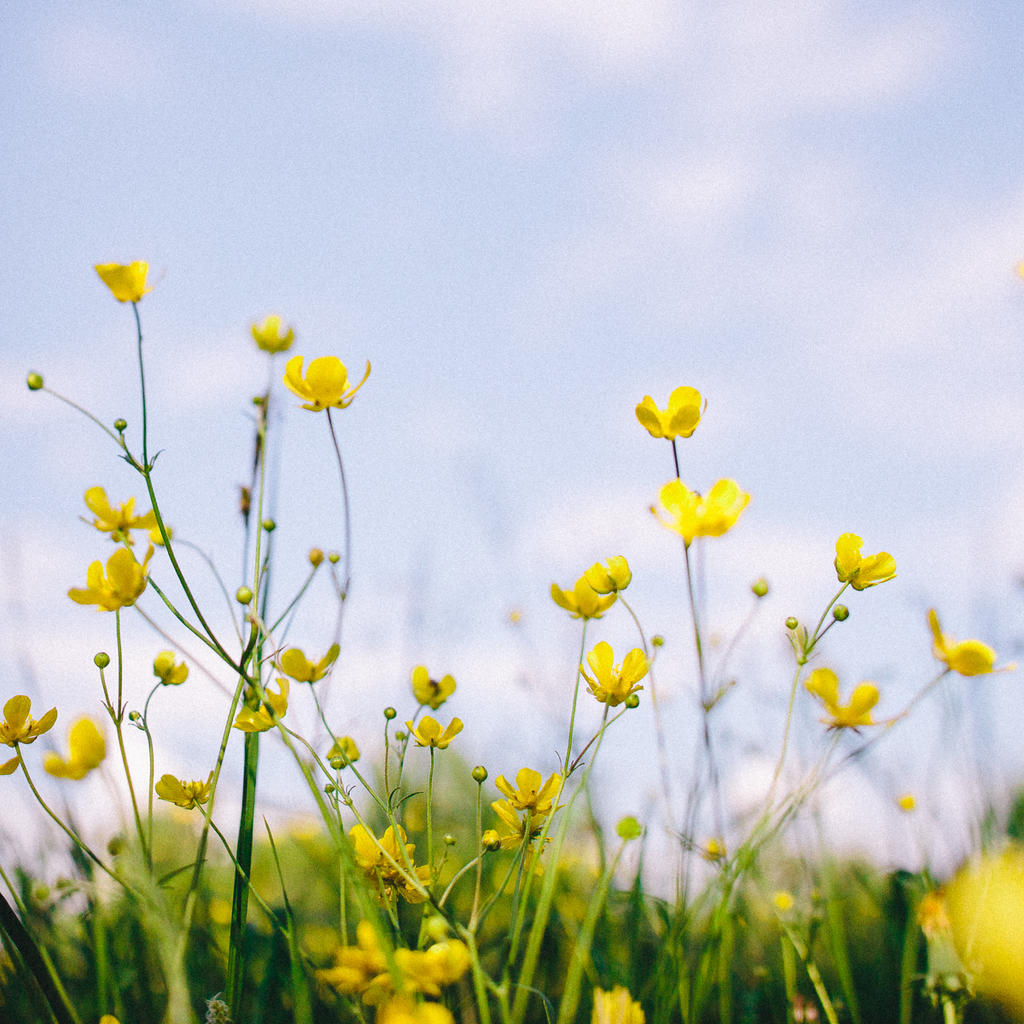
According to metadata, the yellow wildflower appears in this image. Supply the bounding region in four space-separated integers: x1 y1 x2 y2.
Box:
494 768 561 816
773 891 794 912
583 556 632 594
94 262 152 303
805 667 878 730
928 609 1005 676
700 837 726 862
635 386 704 440
83 486 157 545
394 940 471 996
375 994 455 1024
918 888 951 940
406 716 463 749
348 824 430 903
490 799 550 851
43 718 106 780
155 772 213 809
68 546 153 611
328 735 360 767
279 644 339 683
0 696 57 747
653 479 749 546
411 666 456 710
153 651 188 686
834 533 896 590
317 919 388 995
897 793 916 812
592 985 646 1024
283 355 371 411
251 314 295 354
233 678 289 732
550 577 617 620
580 641 648 707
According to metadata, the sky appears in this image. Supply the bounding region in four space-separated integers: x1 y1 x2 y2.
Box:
3 0 1024 879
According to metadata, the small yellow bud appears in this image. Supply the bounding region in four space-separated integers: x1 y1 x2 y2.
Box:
328 551 340 564
652 635 665 647
262 518 276 532
308 547 324 567
832 605 849 621
785 616 799 630
113 418 127 433
751 577 769 597
236 586 253 604
94 652 110 669
384 706 397 720
482 830 501 852
26 372 43 391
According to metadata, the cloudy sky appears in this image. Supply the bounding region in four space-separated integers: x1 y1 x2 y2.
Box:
3 0 1024 874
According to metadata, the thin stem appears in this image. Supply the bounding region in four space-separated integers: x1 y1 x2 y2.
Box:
111 612 148 867
325 408 352 603
562 620 590 774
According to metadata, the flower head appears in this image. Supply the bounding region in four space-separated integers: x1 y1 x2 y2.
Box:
44 718 105 780
592 985 646 1024
0 696 57 747
583 556 632 595
155 772 213 809
635 386 704 441
494 768 561 816
95 262 152 303
406 716 463 749
411 666 456 709
83 487 157 545
328 736 360 767
283 355 371 411
834 533 896 590
251 314 295 354
653 479 749 546
279 644 339 683
804 667 878 730
580 641 648 707
68 546 153 611
153 651 188 686
550 577 617 620
348 824 431 903
233 678 289 732
928 609 1007 676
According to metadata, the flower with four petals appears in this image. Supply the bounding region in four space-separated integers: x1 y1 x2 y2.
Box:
406 716 463 749
635 386 704 440
411 666 456 709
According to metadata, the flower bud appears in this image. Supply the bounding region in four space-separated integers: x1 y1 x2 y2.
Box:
471 765 488 783
128 710 142 723
751 578 769 598
482 830 501 852
26 372 43 391
832 605 849 622
625 694 640 709
94 652 110 669
394 731 407 742
107 835 125 856
328 551 340 564
384 707 397 720
262 518 276 532
785 617 799 631
325 783 336 795
443 833 456 846
308 548 324 567
652 635 665 648
328 755 344 770
113 418 127 433
235 586 253 605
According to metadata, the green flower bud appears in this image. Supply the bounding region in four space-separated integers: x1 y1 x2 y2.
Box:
752 578 769 598
113 418 128 433
785 616 799 631
616 815 643 840
107 835 125 856
443 833 456 846
328 551 340 564
94 652 110 669
26 372 43 391
471 764 488 783
235 586 253 605
625 694 640 709
328 755 344 770
652 635 665 648
262 518 276 532
128 710 142 723
832 605 850 622
384 706 397 720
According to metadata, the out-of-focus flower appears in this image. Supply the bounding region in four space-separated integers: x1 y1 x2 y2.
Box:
283 355 370 411
68 546 153 611
251 314 295 354
406 716 462 749
928 609 1006 676
43 718 105 780
635 386 704 440
233 678 289 732
583 556 632 594
316 919 388 995
153 651 188 686
592 984 646 1024
95 262 152 303
700 837 725 862
773 891 794 912
494 768 561 816
411 666 456 709
83 487 157 545
279 644 339 683
580 642 648 707
834 534 896 590
550 577 617 619
308 547 325 567
0 696 57 747
897 793 916 812
394 940 471 997
328 736 360 767
653 479 749 546
375 994 455 1024
804 667 878 730
155 772 213 809
348 824 430 903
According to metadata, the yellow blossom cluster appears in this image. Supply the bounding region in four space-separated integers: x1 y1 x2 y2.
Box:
349 824 431 904
488 768 561 851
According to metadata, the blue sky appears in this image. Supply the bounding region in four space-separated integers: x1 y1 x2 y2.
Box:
4 0 1024 873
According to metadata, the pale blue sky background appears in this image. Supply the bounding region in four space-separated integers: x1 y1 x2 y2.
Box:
4 0 1024 874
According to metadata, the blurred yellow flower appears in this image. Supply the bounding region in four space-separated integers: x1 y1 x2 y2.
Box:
83 486 156 545
94 261 152 303
928 609 1004 676
635 386 703 441
328 735 360 767
411 666 456 709
375 994 454 1024
348 824 430 903
153 651 188 686
834 533 896 590
68 546 153 611
233 678 289 732
406 715 462 749
155 772 213 809
283 355 371 411
592 984 646 1024
773 891 794 912
279 644 339 683
494 768 561 816
394 939 471 996
251 314 295 354
653 479 749 546
583 556 632 594
700 837 725 862
43 718 105 780
550 577 617 619
897 793 916 812
580 641 648 707
805 667 878 730
317 919 387 995
0 696 57 748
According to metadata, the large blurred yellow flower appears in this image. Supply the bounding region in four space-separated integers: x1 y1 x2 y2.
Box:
592 985 645 1024
653 479 749 546
550 577 617 619
84 487 157 545
68 546 153 611
251 314 295 354
580 641 648 707
279 644 339 683
927 609 1002 676
44 718 106 780
411 666 456 709
283 355 371 411
635 386 703 440
834 533 896 590
805 668 878 730
95 262 152 303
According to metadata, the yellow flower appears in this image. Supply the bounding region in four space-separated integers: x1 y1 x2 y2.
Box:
635 386 704 441
251 314 295 354
804 667 878 730
153 651 188 686
375 994 455 1024
928 608 1005 676
394 940 471 996
490 799 550 851
317 919 388 995
279 644 339 683
83 487 157 545
411 666 456 709
283 355 371 411
653 479 749 546
494 768 561 816
348 825 430 903
580 641 648 707
95 262 152 303
406 716 463 749
155 771 213 809
583 556 632 594
773 891 794 912
550 577 617 620
43 718 106 780
68 546 153 611
591 985 646 1024
0 697 57 772
328 736 360 767
897 793 916 812
233 678 289 732
700 837 725 862
834 533 896 590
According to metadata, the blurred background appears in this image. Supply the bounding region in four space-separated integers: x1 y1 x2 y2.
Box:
3 0 1023 882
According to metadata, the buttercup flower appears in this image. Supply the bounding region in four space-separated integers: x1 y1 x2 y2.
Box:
411 666 456 709
635 386 704 441
251 314 295 354
44 718 106 780
316 919 388 995
375 994 455 1024
490 799 550 851
83 487 157 545
348 824 431 903
406 716 463 749
928 608 1004 676
155 772 213 809
583 556 632 594
68 546 153 611
653 479 749 546
804 667 878 730
95 262 152 303
279 644 339 683
0 696 57 747
328 736 360 767
550 577 617 620
153 651 188 686
233 678 289 732
834 533 896 591
494 768 561 816
283 355 371 411
897 793 916 812
580 641 648 707
592 985 646 1024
